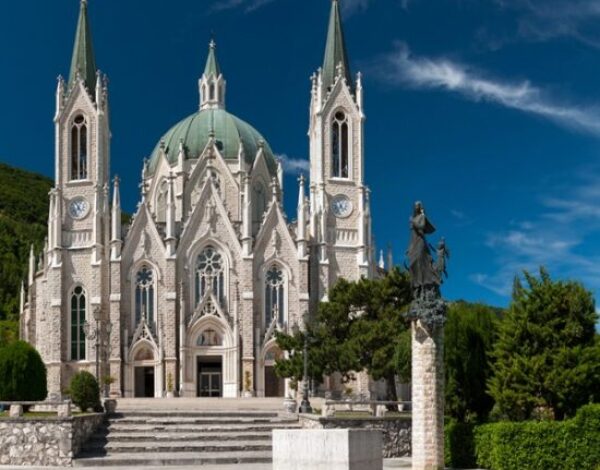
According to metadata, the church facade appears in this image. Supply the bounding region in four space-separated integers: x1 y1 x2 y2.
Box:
20 0 375 399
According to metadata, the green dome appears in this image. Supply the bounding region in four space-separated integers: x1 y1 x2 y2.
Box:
148 108 277 174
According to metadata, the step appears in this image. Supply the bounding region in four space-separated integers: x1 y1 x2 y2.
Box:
73 450 272 467
89 431 273 443
80 439 272 454
103 423 300 433
111 411 280 418
108 417 295 426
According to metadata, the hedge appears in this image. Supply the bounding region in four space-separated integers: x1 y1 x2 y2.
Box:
445 404 600 470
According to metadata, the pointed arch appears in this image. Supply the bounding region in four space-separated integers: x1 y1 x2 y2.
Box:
70 114 88 180
331 109 349 178
70 285 87 361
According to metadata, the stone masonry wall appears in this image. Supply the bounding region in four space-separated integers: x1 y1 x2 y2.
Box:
0 413 104 467
300 415 411 458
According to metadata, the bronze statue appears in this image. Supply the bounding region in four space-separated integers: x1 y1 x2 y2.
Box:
407 201 439 292
406 202 449 328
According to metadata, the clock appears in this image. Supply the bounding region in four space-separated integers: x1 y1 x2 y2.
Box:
69 197 90 220
331 194 353 218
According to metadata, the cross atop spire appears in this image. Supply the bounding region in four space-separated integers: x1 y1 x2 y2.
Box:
68 0 97 94
204 39 222 78
322 0 352 92
199 40 226 110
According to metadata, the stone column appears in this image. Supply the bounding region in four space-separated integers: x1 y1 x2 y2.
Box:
411 319 444 470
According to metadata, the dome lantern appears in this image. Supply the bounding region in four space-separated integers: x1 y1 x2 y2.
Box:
199 40 226 111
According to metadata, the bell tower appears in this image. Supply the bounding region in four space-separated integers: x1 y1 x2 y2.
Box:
43 0 112 397
309 0 372 301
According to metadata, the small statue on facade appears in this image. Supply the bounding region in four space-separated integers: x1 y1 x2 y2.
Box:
406 201 448 328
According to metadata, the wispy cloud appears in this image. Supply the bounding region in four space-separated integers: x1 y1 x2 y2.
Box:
494 0 600 49
277 154 310 174
471 171 600 297
342 0 370 16
210 0 276 13
372 42 600 136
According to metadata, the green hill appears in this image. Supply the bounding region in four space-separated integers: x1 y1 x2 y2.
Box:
0 162 52 323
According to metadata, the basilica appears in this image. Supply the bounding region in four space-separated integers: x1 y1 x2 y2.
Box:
20 0 375 399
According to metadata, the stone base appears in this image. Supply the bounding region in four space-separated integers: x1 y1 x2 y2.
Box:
273 429 383 470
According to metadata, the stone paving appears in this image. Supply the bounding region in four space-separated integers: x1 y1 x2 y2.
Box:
1 459 413 469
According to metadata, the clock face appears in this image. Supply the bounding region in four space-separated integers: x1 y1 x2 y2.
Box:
69 197 90 220
331 195 353 218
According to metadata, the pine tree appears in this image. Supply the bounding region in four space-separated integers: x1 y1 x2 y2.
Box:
445 301 501 422
488 268 600 420
275 268 412 400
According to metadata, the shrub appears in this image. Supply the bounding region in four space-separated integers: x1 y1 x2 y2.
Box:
472 405 600 470
69 371 100 412
0 340 47 401
445 418 476 469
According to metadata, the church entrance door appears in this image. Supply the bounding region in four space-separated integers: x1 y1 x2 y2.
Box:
264 366 284 397
197 356 222 397
134 366 155 397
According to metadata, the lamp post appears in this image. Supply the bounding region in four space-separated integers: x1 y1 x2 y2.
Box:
299 334 312 414
83 306 113 397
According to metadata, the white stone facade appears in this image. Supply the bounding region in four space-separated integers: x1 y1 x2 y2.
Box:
21 0 375 400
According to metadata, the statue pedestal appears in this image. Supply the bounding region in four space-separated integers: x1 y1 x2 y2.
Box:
411 319 444 470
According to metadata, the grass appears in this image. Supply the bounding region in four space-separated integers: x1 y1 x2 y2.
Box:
0 411 91 419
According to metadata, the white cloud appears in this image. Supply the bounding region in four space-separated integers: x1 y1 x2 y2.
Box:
494 0 600 48
471 171 600 297
277 154 310 174
342 0 370 16
372 42 600 136
210 0 275 13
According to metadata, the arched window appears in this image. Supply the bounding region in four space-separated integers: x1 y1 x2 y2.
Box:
135 266 155 327
265 265 285 326
197 329 223 346
209 83 215 101
195 246 225 306
70 115 88 180
155 179 168 222
331 111 349 178
70 286 86 361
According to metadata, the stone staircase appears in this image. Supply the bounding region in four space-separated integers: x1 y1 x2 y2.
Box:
73 410 301 467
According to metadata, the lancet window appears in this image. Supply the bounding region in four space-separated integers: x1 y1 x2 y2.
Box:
331 111 349 178
70 115 88 180
135 266 155 327
70 286 86 361
195 246 225 306
264 265 285 326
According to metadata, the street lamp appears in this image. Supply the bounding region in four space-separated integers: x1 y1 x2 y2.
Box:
299 334 313 414
83 306 112 397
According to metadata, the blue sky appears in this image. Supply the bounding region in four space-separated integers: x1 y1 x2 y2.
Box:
1 0 600 309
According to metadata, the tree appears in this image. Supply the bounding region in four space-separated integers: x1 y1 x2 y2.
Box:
0 321 18 349
275 268 412 401
69 371 100 412
488 268 600 421
445 301 501 422
0 340 47 401
347 268 412 401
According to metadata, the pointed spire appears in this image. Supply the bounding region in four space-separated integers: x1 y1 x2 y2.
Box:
68 0 97 94
111 175 122 261
204 39 221 78
297 175 307 258
199 40 226 110
165 173 177 257
322 0 352 93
